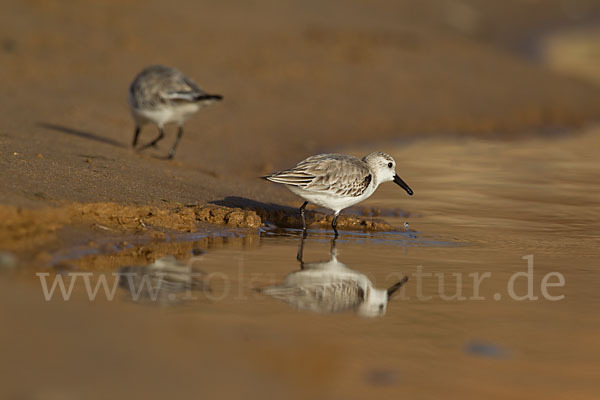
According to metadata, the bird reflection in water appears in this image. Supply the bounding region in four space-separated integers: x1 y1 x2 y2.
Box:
119 256 210 305
259 236 408 317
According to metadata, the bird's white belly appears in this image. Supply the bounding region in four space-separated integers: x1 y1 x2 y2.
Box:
170 103 200 124
287 185 375 212
132 103 200 127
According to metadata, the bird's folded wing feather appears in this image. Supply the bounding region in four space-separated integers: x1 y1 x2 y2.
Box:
266 154 372 197
162 91 202 101
160 76 207 102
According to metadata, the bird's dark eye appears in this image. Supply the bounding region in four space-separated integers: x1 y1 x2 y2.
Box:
387 162 393 168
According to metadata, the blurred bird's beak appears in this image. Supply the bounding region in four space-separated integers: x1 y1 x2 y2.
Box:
387 276 409 299
393 174 413 195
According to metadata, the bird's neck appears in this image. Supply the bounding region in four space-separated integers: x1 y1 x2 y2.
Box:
370 174 381 190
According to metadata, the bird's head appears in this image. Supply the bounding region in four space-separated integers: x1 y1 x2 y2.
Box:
362 152 413 195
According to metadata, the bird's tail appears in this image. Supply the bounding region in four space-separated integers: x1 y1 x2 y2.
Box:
195 94 223 102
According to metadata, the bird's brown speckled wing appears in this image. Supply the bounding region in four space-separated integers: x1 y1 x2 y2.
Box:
265 154 372 197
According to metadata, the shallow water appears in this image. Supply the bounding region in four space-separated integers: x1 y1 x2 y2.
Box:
1 129 600 399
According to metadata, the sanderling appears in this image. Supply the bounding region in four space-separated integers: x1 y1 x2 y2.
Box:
128 65 222 159
119 256 209 305
263 152 413 235
258 237 408 317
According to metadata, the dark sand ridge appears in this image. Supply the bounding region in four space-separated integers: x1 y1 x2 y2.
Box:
1 0 600 238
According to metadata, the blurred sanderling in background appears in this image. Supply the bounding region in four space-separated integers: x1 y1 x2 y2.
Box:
129 65 222 159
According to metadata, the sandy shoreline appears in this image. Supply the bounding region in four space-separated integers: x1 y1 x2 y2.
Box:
0 199 406 269
2 0 600 208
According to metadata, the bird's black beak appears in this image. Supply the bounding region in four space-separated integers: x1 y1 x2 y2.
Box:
387 276 408 299
393 175 413 195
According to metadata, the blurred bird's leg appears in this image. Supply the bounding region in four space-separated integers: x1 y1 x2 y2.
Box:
137 126 165 151
168 125 184 160
132 126 141 147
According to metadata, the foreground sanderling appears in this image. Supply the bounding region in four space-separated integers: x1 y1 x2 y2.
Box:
128 65 222 159
264 152 413 235
258 237 408 317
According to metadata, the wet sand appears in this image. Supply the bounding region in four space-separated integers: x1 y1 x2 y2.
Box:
1 0 600 398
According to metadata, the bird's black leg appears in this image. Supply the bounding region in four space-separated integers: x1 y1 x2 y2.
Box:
299 201 308 234
137 126 165 151
132 126 141 147
332 211 340 237
168 125 183 160
297 233 306 268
